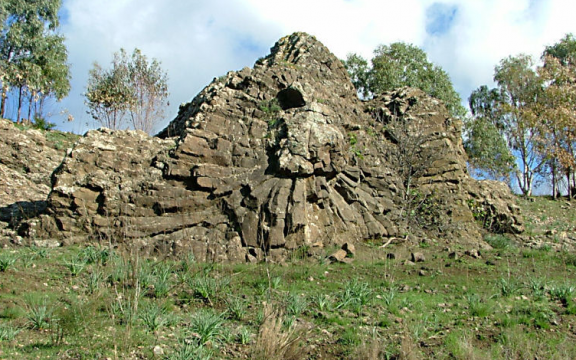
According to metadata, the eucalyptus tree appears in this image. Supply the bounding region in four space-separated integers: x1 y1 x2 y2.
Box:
0 0 70 122
344 42 466 118
85 48 169 134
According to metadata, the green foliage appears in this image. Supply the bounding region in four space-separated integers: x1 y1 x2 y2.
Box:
0 253 16 272
24 296 55 330
484 234 514 250
31 116 56 131
0 324 20 342
188 309 225 345
139 301 168 333
63 257 86 277
463 115 515 181
498 277 521 297
259 98 282 129
345 43 466 118
225 296 247 321
467 50 554 195
0 0 70 122
85 48 169 134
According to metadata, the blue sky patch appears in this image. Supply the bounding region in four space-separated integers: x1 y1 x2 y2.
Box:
426 3 458 36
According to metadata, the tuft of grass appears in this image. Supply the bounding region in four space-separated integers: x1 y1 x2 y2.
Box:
497 277 521 297
285 292 308 317
169 338 214 360
0 324 21 341
484 234 514 249
335 279 373 312
151 263 173 298
24 296 55 330
0 252 17 272
188 309 225 346
549 283 575 304
63 257 86 277
225 296 247 321
466 293 492 318
187 273 229 305
139 301 168 333
236 326 252 345
250 303 306 360
311 294 331 312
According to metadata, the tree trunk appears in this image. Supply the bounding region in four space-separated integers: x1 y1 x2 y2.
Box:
552 162 557 200
0 88 6 119
17 85 23 123
27 94 33 123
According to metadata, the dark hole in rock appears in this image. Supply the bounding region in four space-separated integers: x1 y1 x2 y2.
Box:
277 88 306 110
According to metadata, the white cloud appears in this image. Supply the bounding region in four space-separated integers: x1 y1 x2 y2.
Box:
51 0 576 133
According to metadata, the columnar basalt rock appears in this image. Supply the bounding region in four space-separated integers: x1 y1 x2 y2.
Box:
17 32 523 259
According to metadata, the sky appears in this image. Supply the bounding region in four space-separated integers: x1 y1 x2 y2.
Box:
18 0 576 134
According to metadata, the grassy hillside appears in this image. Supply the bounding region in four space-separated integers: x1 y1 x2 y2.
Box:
0 196 575 359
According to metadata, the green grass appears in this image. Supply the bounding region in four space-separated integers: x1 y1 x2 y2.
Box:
2 195 576 360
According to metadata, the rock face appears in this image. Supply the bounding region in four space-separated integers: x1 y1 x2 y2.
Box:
18 32 523 259
0 119 77 244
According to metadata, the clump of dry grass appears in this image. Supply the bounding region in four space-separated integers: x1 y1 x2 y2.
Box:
399 327 422 360
250 302 307 360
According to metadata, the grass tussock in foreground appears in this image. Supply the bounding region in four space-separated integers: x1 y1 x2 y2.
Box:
0 196 576 359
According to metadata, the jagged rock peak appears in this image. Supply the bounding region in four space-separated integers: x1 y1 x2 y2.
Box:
256 32 348 74
157 32 355 139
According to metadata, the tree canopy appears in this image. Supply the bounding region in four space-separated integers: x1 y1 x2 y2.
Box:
466 34 576 198
85 48 169 134
0 0 70 123
344 42 466 118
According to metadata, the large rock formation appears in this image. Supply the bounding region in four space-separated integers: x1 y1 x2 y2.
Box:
17 33 522 260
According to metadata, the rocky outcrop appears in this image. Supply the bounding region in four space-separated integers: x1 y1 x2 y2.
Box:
17 32 523 259
0 119 78 244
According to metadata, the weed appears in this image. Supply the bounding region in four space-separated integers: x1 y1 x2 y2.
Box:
285 292 308 317
225 296 247 321
484 234 514 249
139 301 168 332
87 269 104 294
337 326 361 346
24 296 55 330
311 294 331 312
497 277 521 297
0 252 16 272
528 277 547 299
466 293 491 317
237 326 252 345
179 251 196 273
0 324 21 341
152 263 173 298
64 257 86 277
109 289 141 326
79 245 111 265
549 283 574 303
187 273 229 305
382 287 397 307
336 279 373 311
188 309 225 345
169 338 214 360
